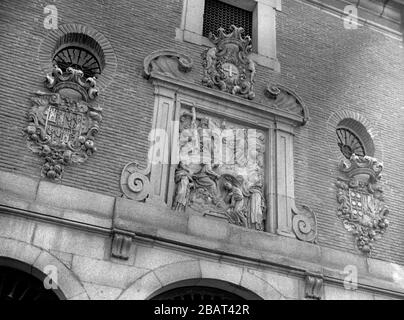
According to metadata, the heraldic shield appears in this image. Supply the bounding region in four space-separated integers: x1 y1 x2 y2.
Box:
201 25 256 100
336 154 389 254
24 65 102 180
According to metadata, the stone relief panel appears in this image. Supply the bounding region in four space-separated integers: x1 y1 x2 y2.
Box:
172 106 266 231
336 154 389 254
24 65 102 180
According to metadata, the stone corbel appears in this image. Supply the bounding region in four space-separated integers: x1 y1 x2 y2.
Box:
304 272 323 300
111 230 135 260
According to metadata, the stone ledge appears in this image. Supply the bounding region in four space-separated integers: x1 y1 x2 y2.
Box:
36 181 115 218
0 171 39 201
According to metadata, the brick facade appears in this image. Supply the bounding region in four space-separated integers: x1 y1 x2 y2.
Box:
0 0 403 298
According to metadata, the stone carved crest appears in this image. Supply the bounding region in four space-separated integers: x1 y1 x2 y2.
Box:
172 107 266 231
201 25 256 100
336 154 389 254
24 65 102 180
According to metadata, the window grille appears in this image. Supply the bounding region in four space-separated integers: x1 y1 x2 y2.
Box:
202 0 253 39
336 127 366 159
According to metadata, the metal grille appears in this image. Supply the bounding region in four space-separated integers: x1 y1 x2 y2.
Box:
336 128 366 159
53 46 101 78
152 286 244 301
0 266 59 301
203 0 253 39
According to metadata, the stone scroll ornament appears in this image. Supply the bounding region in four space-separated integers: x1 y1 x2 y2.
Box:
24 64 102 180
201 25 256 100
336 154 389 254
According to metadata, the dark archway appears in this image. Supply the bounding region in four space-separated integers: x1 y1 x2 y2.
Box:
149 278 262 300
0 258 64 301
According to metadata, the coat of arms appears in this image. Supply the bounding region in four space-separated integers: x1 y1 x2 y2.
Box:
336 154 389 254
201 25 256 100
24 65 102 180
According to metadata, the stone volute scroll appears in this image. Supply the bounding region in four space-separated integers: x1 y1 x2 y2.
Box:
24 64 102 180
143 49 193 81
201 25 256 100
336 154 389 254
265 84 309 126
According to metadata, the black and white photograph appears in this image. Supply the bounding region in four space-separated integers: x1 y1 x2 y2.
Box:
0 0 403 308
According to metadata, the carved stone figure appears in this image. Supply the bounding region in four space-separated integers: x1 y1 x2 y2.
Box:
336 154 389 254
24 64 102 180
201 25 256 99
173 161 194 211
247 184 265 231
192 163 220 203
222 176 247 227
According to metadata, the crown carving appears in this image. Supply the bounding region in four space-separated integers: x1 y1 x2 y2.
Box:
339 154 383 182
45 64 98 101
208 25 252 53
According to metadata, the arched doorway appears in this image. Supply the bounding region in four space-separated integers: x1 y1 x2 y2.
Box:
0 258 63 301
149 278 262 300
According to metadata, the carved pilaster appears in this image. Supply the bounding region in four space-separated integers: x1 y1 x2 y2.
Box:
111 231 135 260
304 272 323 300
275 122 295 237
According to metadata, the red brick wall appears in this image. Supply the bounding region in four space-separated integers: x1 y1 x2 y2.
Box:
0 0 403 264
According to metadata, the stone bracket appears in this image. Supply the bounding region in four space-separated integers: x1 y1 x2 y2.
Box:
304 272 323 300
111 230 135 260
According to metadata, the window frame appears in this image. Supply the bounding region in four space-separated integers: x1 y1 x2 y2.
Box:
176 0 281 71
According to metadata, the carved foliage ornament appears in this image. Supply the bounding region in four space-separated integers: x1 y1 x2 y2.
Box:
201 25 256 100
336 154 389 254
24 65 102 180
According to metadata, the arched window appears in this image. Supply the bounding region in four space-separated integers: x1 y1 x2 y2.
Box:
52 33 106 78
148 278 262 300
336 118 375 159
0 265 60 300
151 286 245 300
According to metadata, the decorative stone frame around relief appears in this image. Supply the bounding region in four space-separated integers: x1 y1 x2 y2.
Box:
121 49 317 243
38 24 117 90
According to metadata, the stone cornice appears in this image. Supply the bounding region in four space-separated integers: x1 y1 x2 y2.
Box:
144 50 309 126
